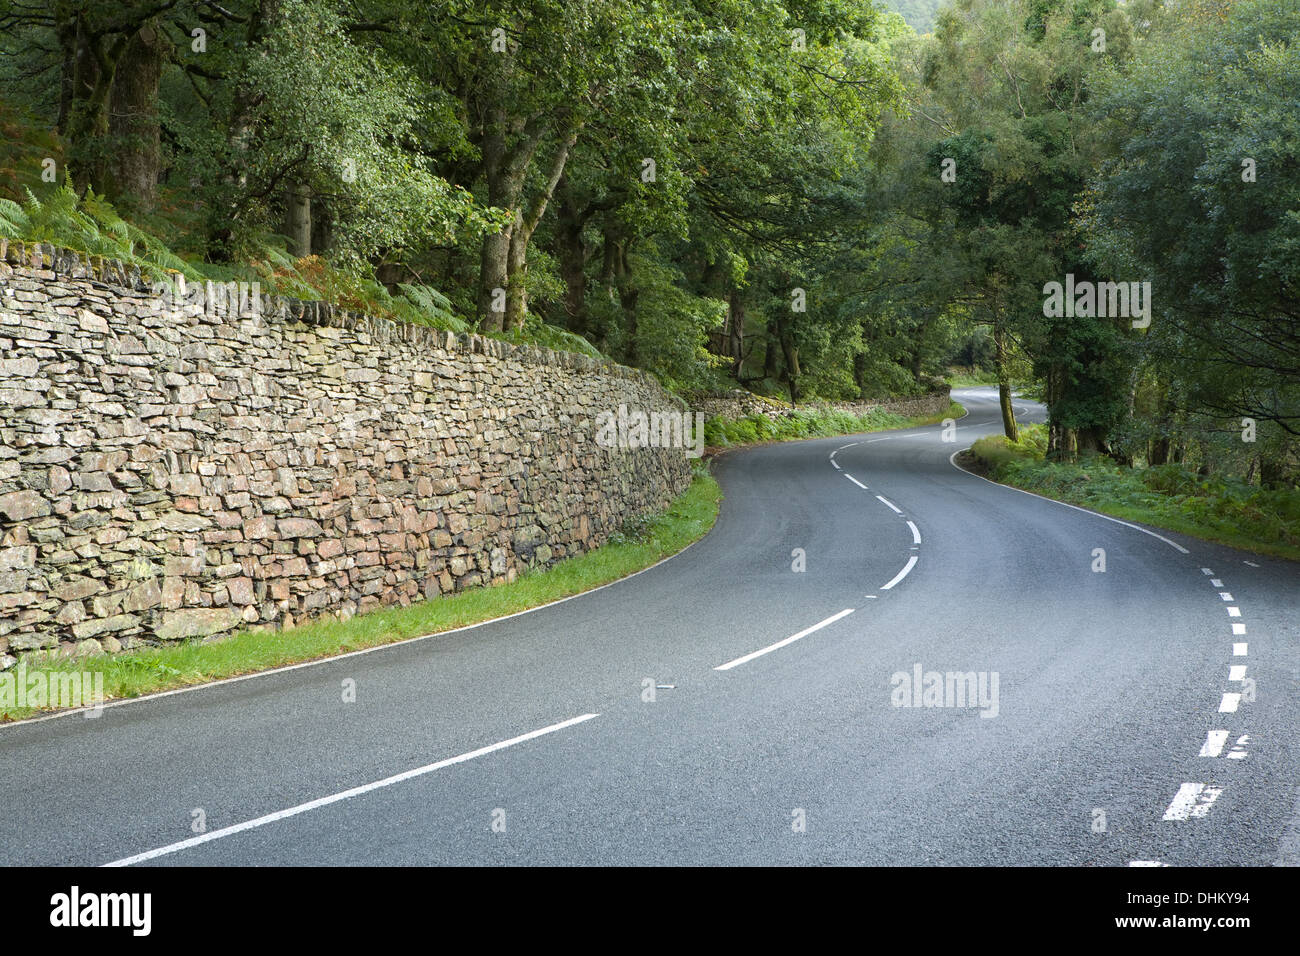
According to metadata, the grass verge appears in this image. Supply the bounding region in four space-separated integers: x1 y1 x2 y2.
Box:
1 467 721 722
960 424 1300 562
705 400 965 449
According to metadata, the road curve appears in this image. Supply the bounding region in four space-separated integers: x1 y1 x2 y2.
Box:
2 387 1298 866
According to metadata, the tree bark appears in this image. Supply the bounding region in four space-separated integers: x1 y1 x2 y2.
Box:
106 21 165 210
285 182 312 257
504 126 580 331
993 318 1019 442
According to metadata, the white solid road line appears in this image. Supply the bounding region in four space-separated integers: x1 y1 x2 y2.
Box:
102 713 601 867
844 473 868 490
949 450 1191 554
714 608 855 672
906 520 921 544
880 556 919 591
1162 783 1223 821
876 495 903 514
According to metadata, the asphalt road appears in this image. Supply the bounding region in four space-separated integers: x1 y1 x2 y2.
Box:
2 387 1297 866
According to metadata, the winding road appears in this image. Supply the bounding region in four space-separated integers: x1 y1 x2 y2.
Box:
3 387 1298 866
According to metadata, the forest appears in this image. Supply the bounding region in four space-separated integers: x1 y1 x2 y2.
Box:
0 0 1297 493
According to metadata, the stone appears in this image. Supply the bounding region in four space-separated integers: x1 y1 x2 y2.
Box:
53 576 105 601
277 517 323 538
122 579 162 613
154 607 241 641
0 490 49 521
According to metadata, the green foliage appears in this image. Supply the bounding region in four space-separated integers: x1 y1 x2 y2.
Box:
969 424 1300 559
0 182 203 281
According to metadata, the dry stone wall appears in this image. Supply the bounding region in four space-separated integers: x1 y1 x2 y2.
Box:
694 388 952 426
0 241 692 663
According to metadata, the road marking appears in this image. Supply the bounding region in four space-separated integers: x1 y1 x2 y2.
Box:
1200 730 1230 757
875 495 902 514
1162 783 1223 821
1210 579 1223 587
1201 568 1214 575
906 520 921 544
1227 606 1241 617
1233 642 1247 656
1219 592 1233 601
1244 561 1259 568
949 451 1190 553
832 460 841 470
844 473 868 490
3 528 713 730
714 608 856 671
1129 860 1170 867
880 556 918 590
1229 665 1247 681
1232 623 1246 635
102 712 602 867
1219 693 1241 713
1228 736 1249 759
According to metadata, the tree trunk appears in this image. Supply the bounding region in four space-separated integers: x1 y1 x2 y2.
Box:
503 127 579 331
285 182 312 257
478 226 511 333
993 319 1019 442
727 288 745 378
106 21 165 210
554 183 588 334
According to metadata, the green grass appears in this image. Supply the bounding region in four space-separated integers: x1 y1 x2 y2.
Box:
966 424 1300 561
705 400 965 448
1 468 721 722
945 368 1002 387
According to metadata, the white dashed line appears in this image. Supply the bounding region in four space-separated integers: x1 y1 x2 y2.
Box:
1210 579 1224 587
1219 592 1234 601
875 495 902 514
1244 561 1259 567
832 460 841 470
905 520 921 544
1200 730 1230 757
844 473 868 490
1201 568 1214 575
1129 860 1170 867
880 556 918 591
1162 783 1223 821
714 608 856 672
103 712 602 866
1228 665 1247 682
1232 623 1246 635
1233 643 1247 656
1219 693 1242 713
1227 607 1241 617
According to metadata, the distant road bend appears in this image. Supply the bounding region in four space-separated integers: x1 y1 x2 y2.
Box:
3 388 1299 866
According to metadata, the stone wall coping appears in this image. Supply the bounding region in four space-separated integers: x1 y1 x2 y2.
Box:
0 237 668 394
